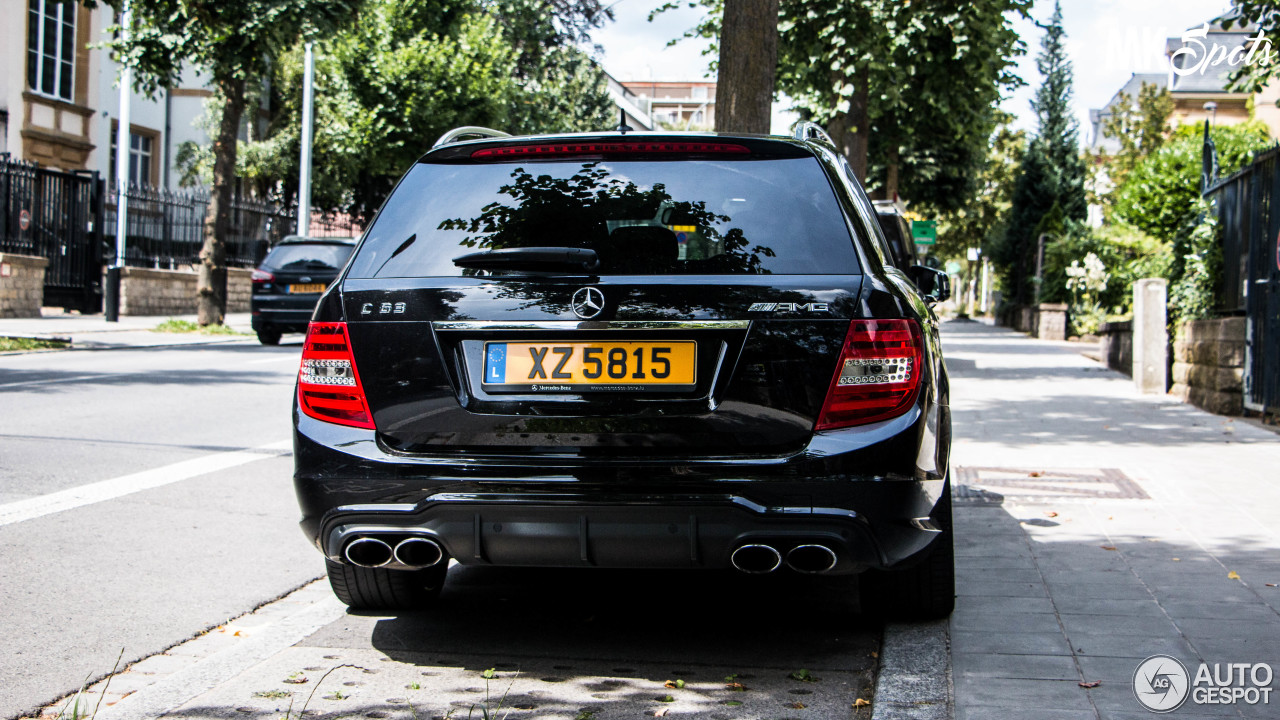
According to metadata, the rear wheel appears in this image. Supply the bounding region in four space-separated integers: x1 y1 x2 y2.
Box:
325 559 448 611
256 327 282 346
859 481 955 620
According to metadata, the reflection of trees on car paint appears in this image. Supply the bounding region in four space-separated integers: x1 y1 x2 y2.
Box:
437 162 777 275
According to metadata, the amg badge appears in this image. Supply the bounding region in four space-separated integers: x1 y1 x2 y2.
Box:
748 302 829 312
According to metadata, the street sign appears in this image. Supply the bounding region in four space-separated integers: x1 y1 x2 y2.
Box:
912 220 936 245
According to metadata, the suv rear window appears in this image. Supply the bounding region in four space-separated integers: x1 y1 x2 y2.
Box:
347 157 860 277
263 243 354 271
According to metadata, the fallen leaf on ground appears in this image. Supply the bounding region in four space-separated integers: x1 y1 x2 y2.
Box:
725 682 747 691
1228 571 1241 580
790 702 807 709
1044 511 1058 518
853 698 871 708
1028 471 1043 477
663 680 685 689
283 677 307 685
870 651 879 659
1101 545 1117 551
654 709 669 717
1266 583 1277 588
1079 681 1101 689
1172 558 1181 562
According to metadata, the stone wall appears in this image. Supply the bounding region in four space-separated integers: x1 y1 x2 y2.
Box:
109 266 253 316
1170 317 1246 416
0 253 50 318
1098 320 1133 377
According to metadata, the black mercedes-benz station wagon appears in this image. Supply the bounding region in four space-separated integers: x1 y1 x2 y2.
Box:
251 236 357 345
292 124 955 618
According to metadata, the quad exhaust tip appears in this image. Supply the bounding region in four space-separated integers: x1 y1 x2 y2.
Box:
393 537 444 569
731 544 782 574
786 544 838 574
344 537 393 568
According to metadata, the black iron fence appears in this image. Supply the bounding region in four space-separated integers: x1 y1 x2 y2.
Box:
1206 146 1280 414
1 155 104 311
4 153 364 310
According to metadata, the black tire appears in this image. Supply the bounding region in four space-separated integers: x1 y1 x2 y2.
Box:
256 327 282 346
325 559 448 611
859 481 955 620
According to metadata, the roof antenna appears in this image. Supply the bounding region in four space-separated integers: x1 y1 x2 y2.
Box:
616 109 634 135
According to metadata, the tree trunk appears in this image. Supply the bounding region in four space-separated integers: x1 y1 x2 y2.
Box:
714 0 778 134
846 66 871 183
198 78 245 326
885 142 900 201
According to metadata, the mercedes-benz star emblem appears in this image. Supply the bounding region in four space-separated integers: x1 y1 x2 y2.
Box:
571 286 606 319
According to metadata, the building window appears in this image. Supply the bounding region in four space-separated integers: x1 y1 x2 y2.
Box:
691 86 708 100
692 111 704 125
110 128 156 188
27 0 76 101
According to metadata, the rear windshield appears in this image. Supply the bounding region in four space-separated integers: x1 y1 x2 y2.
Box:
263 243 354 271
347 157 860 277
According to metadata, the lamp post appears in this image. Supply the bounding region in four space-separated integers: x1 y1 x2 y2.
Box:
105 0 132 322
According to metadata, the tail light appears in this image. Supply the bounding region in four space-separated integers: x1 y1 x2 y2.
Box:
470 141 751 160
815 319 924 430
251 269 274 283
297 322 375 429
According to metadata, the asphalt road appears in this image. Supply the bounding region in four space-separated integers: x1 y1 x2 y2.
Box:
0 338 321 720
1 338 882 720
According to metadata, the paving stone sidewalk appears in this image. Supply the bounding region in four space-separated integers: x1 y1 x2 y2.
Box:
942 320 1280 720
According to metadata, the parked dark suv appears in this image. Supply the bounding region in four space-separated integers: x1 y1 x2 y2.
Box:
292 125 954 618
251 235 356 345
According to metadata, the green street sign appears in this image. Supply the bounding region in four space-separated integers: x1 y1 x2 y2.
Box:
911 220 937 245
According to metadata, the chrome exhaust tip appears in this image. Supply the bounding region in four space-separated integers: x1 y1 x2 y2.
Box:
344 537 393 568
393 537 444 569
730 544 782 574
786 544 838 574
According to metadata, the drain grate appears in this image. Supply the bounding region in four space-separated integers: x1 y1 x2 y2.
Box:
955 466 1149 505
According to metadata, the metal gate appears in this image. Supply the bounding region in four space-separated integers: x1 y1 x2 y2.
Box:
1 155 105 312
1208 146 1280 415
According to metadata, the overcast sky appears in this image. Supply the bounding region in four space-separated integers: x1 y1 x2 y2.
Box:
592 0 1234 141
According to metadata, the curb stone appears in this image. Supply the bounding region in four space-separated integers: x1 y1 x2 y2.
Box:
873 619 953 720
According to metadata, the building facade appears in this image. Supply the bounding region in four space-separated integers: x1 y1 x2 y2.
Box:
2 0 219 190
620 80 716 130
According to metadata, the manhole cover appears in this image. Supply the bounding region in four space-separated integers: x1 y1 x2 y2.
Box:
955 466 1148 505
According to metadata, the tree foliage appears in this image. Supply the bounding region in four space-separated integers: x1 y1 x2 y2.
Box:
655 0 1030 209
1099 82 1175 188
99 0 360 324
991 1 1087 306
936 113 1025 259
1112 122 1272 243
236 0 615 221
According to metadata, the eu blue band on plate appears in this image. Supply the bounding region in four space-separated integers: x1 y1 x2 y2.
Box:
486 343 507 383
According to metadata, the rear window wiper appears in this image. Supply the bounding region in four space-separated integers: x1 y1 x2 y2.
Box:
452 247 600 273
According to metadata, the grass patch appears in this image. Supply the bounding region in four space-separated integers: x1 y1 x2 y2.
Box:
152 319 248 335
0 336 68 352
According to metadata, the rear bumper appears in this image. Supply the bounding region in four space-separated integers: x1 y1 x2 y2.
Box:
294 399 949 574
251 295 322 331
319 493 894 574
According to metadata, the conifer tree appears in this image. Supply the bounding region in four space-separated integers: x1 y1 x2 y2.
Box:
993 0 1087 306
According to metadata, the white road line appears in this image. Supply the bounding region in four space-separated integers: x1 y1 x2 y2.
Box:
0 440 292 527
0 373 133 389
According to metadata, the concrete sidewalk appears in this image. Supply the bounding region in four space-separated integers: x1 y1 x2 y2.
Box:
0 310 264 350
944 320 1280 719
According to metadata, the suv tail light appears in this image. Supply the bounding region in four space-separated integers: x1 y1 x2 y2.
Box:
297 322 374 429
815 319 923 430
251 269 274 283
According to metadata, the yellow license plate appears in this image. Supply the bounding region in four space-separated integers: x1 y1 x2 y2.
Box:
288 283 326 294
483 341 696 392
